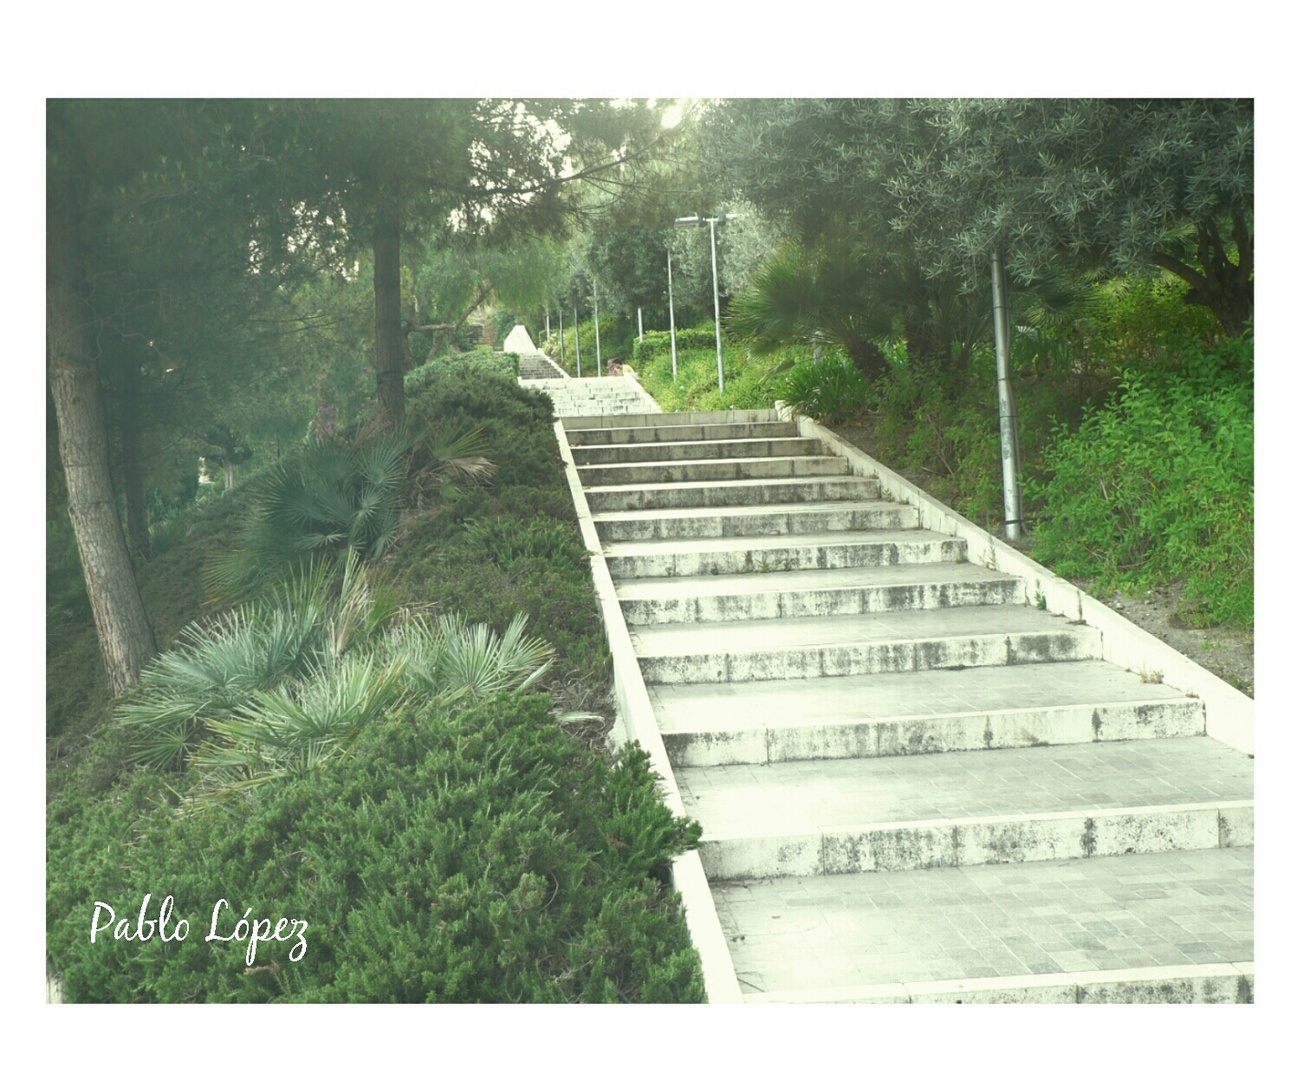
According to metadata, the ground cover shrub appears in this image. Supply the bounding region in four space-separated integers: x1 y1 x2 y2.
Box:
628 326 803 414
1028 342 1253 627
46 691 705 1002
632 328 718 364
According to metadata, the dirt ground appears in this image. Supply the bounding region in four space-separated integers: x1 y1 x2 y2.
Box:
827 420 1254 700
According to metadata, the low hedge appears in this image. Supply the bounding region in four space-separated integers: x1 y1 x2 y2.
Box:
633 328 719 364
47 692 706 1002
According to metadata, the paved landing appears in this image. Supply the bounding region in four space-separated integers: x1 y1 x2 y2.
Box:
713 847 1254 992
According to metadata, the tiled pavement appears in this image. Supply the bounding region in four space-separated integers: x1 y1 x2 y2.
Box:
713 847 1254 990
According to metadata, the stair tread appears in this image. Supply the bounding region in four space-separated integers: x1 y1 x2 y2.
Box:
591 498 907 525
631 605 1090 656
649 660 1196 731
713 847 1253 996
616 561 1018 600
677 737 1253 837
584 475 874 495
604 528 953 557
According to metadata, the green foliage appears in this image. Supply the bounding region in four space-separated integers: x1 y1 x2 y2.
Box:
1029 340 1253 627
775 352 877 425
117 554 553 804
47 692 705 1002
204 418 494 603
633 328 718 364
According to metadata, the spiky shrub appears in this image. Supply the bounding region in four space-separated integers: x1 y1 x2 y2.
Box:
118 556 553 805
204 420 494 603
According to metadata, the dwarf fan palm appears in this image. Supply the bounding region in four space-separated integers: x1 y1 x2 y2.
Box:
119 554 553 806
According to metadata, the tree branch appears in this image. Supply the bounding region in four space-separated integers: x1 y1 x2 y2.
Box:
425 281 494 361
1151 250 1207 291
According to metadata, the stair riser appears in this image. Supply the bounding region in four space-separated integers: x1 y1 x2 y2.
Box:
593 506 916 542
607 538 967 578
572 438 825 465
746 969 1254 1004
587 479 879 513
638 629 1102 685
662 701 1208 767
568 422 796 446
699 803 1254 880
562 409 776 431
622 580 1024 626
578 456 848 487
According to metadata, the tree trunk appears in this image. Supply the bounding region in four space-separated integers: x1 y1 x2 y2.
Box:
224 461 235 491
1153 212 1254 338
842 335 890 384
120 356 151 561
47 177 157 696
373 201 405 429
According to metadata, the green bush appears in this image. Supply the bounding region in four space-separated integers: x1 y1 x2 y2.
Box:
776 353 877 425
1028 351 1253 627
633 328 719 364
47 691 705 1002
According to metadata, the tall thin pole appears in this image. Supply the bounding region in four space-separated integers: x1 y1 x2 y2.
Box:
637 306 643 342
667 248 678 378
991 249 1023 542
544 306 550 349
592 282 602 376
573 303 581 377
559 301 565 375
709 216 725 395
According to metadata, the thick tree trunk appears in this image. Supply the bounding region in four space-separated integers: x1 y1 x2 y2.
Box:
47 181 157 695
373 202 406 429
120 357 151 561
1154 212 1254 338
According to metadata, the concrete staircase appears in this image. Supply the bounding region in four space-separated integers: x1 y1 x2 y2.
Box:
523 374 659 418
517 353 566 379
564 407 1255 1004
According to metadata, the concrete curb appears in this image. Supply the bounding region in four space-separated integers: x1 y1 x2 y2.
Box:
553 419 743 1004
789 413 1255 758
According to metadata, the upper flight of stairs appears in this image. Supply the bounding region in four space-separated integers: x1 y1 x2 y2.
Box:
562 407 1254 1004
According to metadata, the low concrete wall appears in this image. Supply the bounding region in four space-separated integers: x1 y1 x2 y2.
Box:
553 419 743 1004
788 411 1255 757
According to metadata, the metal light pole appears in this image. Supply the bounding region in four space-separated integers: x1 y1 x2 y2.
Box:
990 249 1023 541
592 281 602 376
637 306 643 342
675 214 736 394
572 301 581 377
667 247 678 378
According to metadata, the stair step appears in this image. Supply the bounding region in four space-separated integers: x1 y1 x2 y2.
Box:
616 562 1023 625
577 454 849 487
604 530 963 578
633 607 1101 684
562 408 776 430
591 500 915 542
680 737 1253 879
586 476 880 513
572 436 825 465
714 847 1253 1000
651 661 1206 766
568 420 797 446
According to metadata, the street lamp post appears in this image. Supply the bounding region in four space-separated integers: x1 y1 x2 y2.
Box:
675 214 736 394
666 247 678 378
